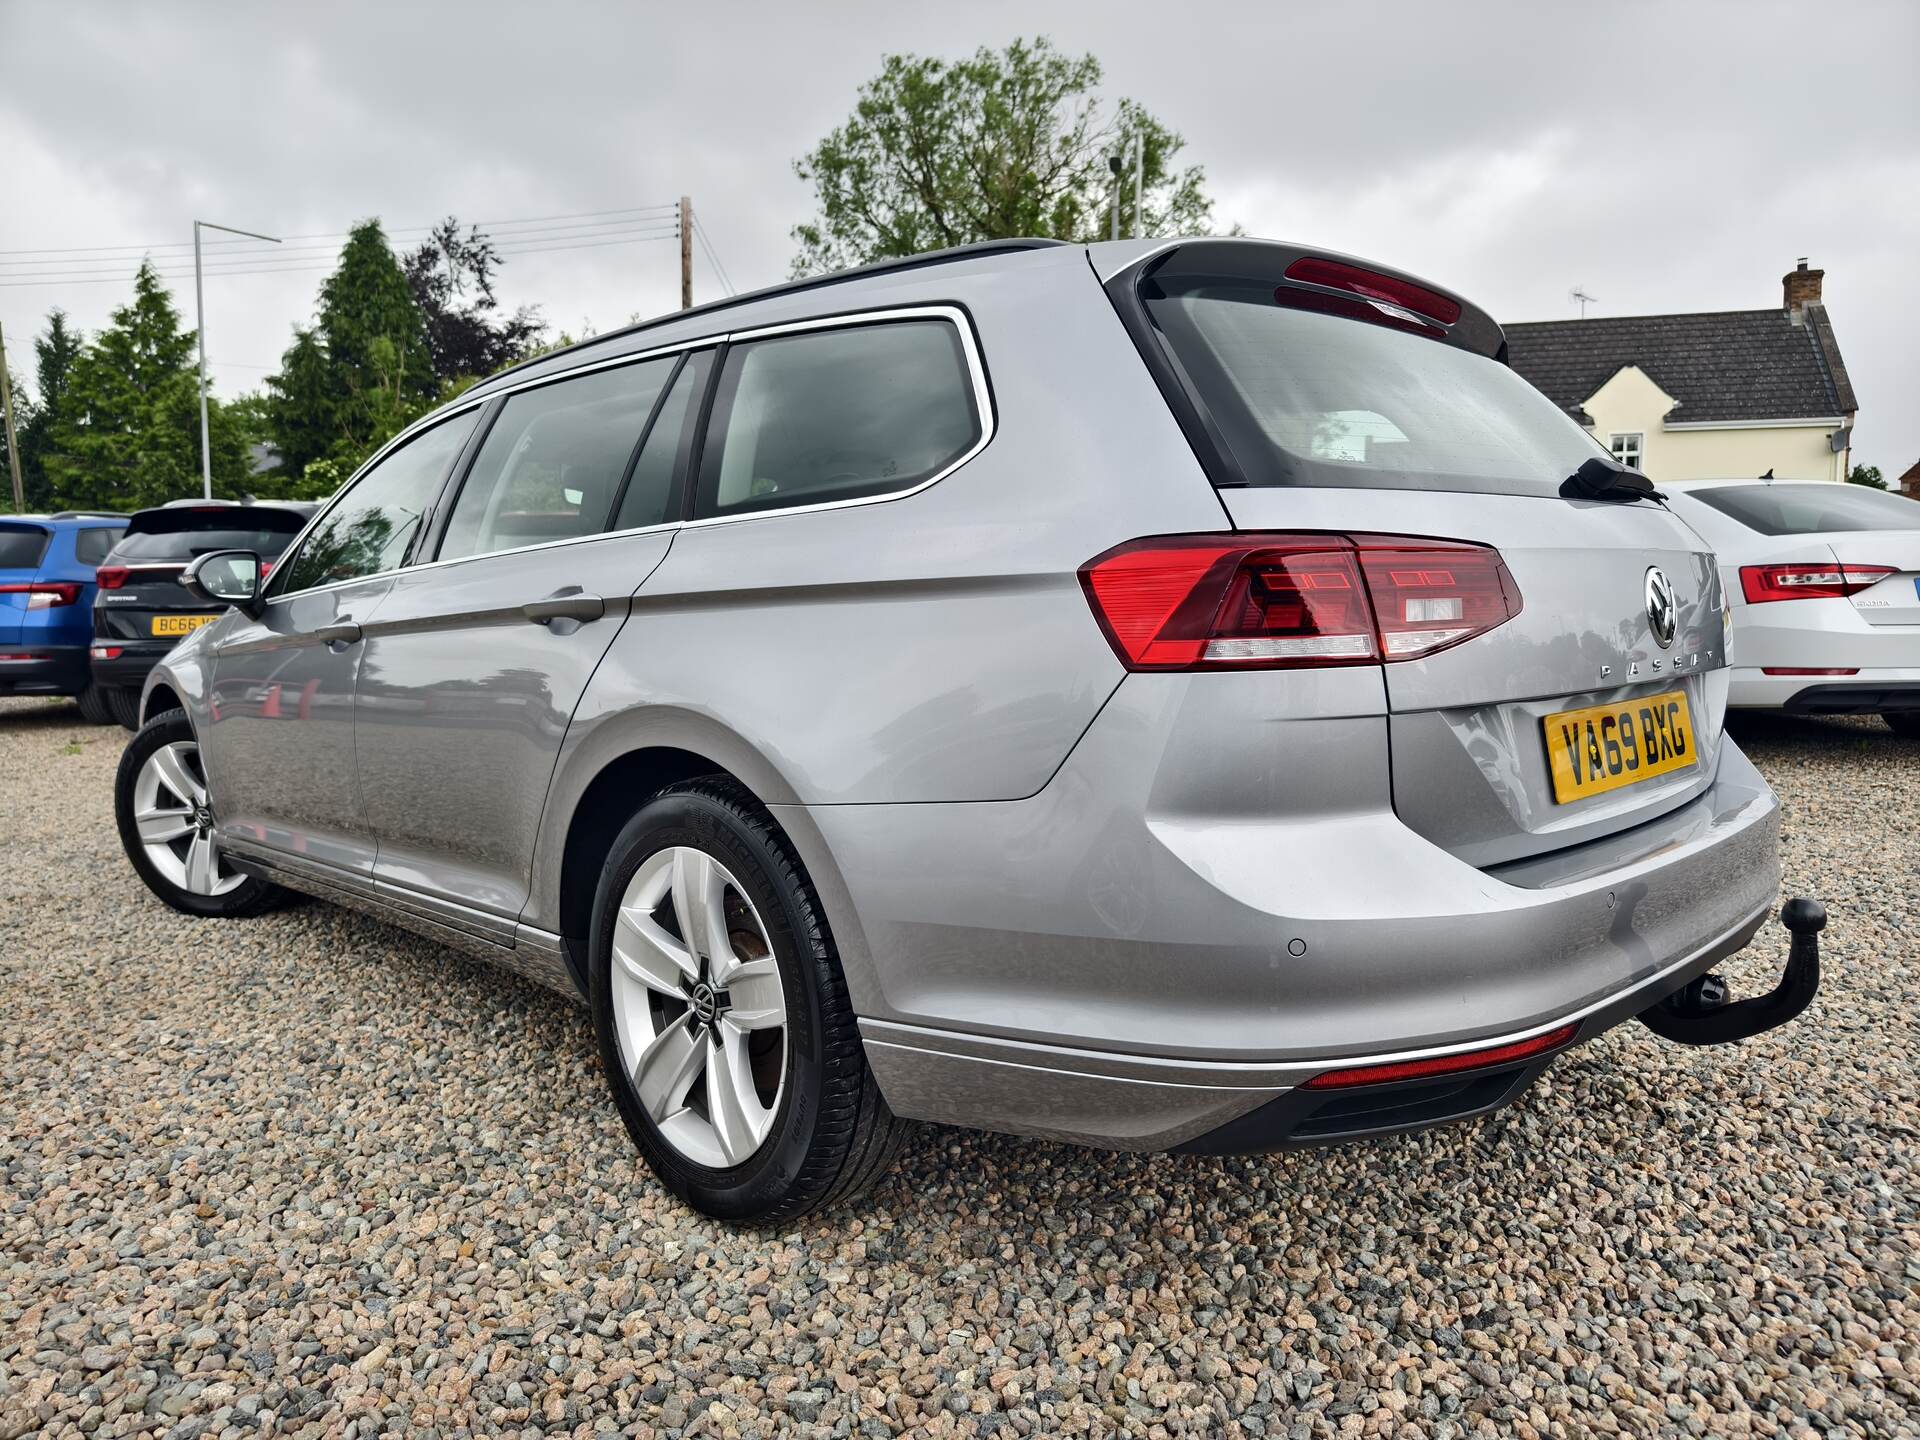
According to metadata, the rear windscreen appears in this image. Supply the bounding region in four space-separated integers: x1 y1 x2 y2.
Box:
1688 484 1920 536
1142 278 1606 493
0 525 50 569
116 514 311 564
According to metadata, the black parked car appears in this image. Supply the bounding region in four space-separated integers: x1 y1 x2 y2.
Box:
92 500 316 727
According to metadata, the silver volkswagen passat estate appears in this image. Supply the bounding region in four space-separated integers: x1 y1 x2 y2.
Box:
115 238 1824 1222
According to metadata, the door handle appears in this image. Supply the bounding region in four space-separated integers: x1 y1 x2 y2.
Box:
522 591 606 626
315 621 362 650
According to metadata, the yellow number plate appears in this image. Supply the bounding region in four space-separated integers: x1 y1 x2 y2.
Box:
153 614 217 637
1544 690 1697 804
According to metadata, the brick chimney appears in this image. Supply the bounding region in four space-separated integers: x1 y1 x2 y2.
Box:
1783 257 1823 325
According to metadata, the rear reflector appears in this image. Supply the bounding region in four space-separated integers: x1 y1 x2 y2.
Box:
1302 1023 1579 1091
0 653 48 662
1762 667 1859 676
94 566 130 590
1079 533 1521 671
1740 563 1896 603
0 581 82 608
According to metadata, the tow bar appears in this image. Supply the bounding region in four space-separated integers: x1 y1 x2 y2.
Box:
1639 898 1826 1045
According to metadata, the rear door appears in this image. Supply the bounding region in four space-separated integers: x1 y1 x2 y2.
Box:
202 414 480 876
1122 243 1726 868
352 348 707 922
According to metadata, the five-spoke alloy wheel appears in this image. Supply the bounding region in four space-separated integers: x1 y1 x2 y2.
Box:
590 779 908 1222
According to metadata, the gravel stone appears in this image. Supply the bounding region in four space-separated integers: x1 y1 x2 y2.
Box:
2 696 1916 1437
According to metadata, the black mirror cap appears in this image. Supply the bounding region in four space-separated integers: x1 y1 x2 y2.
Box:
182 549 266 616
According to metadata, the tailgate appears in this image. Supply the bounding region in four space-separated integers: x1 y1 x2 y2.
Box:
1828 533 1920 627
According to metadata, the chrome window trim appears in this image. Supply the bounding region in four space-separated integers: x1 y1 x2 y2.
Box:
263 304 992 599
684 305 994 530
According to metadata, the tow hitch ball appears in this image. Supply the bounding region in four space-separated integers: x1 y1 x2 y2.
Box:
1639 898 1826 1046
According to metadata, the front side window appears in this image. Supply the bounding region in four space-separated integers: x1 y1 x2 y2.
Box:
1609 433 1644 470
438 358 677 562
274 412 478 594
694 318 981 519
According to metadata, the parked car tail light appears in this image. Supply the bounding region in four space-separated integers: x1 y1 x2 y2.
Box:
1301 1023 1578 1091
94 566 131 590
1739 562 1897 603
1079 533 1520 671
92 645 124 660
0 580 83 609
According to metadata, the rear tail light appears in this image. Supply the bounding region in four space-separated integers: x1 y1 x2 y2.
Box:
1739 563 1896 604
94 566 130 590
0 581 82 608
1302 1023 1578 1091
1079 533 1521 671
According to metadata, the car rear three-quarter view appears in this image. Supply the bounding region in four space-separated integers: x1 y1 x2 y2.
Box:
115 237 1823 1222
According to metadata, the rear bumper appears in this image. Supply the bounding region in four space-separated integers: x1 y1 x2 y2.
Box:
90 644 168 693
0 644 89 696
799 672 1782 1152
1727 665 1920 711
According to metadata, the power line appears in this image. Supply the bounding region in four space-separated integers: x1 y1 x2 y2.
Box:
692 213 736 296
0 225 682 288
0 203 682 259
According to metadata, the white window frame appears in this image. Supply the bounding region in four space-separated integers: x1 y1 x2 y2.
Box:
1609 432 1644 470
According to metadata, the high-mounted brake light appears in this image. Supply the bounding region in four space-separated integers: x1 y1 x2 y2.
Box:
1079 533 1521 672
1284 257 1462 324
1301 1023 1579 1090
0 580 82 609
94 566 130 590
1739 562 1896 604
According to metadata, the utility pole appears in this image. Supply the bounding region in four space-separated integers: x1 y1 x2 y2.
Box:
195 219 281 499
0 321 22 512
679 197 694 310
1132 131 1145 239
1108 154 1123 241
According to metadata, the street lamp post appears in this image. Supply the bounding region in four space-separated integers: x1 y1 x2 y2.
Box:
194 219 280 499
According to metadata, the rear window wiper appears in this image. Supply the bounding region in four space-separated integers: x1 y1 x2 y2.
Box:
1560 456 1665 504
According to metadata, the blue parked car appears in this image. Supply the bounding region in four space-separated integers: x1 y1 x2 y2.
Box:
0 511 129 722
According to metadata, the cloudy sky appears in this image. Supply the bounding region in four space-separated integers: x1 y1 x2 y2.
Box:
4 1 1916 472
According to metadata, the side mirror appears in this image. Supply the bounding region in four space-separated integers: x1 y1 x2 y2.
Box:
183 550 265 616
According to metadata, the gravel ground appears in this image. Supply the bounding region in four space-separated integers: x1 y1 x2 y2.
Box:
1 694 1915 1440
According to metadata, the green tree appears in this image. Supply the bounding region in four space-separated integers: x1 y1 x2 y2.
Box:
17 310 85 510
1847 463 1887 489
791 37 1223 274
42 264 249 510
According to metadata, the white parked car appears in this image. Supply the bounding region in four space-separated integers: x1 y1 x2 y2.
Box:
1663 479 1920 733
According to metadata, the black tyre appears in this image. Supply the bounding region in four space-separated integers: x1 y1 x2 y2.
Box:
589 777 908 1223
1885 712 1920 739
105 685 142 731
114 708 286 918
74 683 114 725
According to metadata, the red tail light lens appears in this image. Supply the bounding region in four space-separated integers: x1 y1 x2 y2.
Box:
1080 533 1520 671
94 566 130 590
1739 562 1896 603
0 581 82 608
1282 257 1463 329
1302 1023 1578 1091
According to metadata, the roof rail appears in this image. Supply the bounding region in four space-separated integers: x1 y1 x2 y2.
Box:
50 510 129 520
476 238 1070 392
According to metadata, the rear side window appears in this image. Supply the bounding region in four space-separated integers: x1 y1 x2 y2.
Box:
438 357 677 562
694 317 981 519
1140 276 1603 494
0 525 50 569
75 527 125 565
275 412 478 594
1688 484 1920 536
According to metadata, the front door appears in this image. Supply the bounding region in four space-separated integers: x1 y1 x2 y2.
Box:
202 410 481 875
353 349 707 921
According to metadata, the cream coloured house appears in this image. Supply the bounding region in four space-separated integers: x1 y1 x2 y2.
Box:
1505 260 1857 483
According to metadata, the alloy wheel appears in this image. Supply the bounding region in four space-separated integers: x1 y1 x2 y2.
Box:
131 741 245 897
610 845 789 1169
